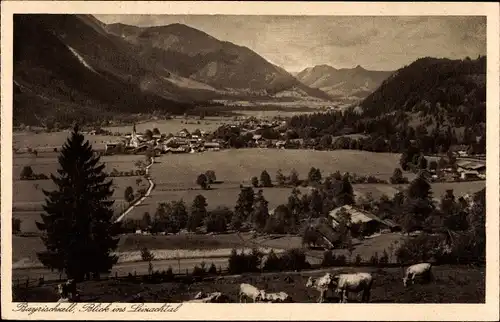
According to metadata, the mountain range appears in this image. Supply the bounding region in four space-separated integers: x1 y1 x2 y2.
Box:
295 64 393 101
18 14 464 129
14 14 348 126
103 22 331 101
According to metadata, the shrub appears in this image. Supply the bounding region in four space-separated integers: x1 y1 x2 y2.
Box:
20 166 34 180
208 263 217 275
395 233 444 265
369 252 379 265
228 248 262 274
141 247 155 262
263 249 282 271
321 251 336 267
335 254 347 265
379 249 389 264
280 248 310 271
125 186 135 203
192 265 205 277
251 176 259 188
166 266 174 281
263 248 310 272
12 218 22 234
355 254 363 265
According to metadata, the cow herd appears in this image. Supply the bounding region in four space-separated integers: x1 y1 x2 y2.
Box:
55 262 434 303
182 262 434 303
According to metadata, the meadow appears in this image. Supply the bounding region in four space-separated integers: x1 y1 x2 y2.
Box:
12 148 485 234
13 152 148 232
13 264 485 303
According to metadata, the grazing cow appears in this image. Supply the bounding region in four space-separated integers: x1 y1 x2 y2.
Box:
403 263 433 287
331 273 373 303
263 291 292 303
239 283 265 303
57 284 70 302
305 273 334 303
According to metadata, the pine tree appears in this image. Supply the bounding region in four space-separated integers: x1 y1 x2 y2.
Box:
260 170 272 187
233 187 255 229
251 189 269 231
36 125 119 281
188 195 208 232
403 171 435 231
334 174 355 206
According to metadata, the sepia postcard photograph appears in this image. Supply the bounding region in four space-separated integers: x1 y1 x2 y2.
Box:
1 1 499 321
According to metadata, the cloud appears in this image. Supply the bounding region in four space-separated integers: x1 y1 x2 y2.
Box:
94 15 486 72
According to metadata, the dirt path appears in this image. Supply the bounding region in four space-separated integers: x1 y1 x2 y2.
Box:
114 157 155 223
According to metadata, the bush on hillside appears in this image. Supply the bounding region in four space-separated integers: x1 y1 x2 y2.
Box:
262 248 310 272
228 248 262 274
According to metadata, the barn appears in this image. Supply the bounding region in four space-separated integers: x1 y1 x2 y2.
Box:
328 205 401 235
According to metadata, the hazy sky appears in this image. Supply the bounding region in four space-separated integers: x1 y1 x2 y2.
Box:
95 15 486 72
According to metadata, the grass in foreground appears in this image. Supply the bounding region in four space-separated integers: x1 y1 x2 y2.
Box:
12 265 485 303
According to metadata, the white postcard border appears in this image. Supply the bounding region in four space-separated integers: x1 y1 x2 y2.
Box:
1 1 499 321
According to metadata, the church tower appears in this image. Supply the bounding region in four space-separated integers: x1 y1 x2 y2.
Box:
130 123 139 148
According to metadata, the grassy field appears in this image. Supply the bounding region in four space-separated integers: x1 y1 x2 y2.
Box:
151 149 404 187
13 153 148 232
12 148 485 233
13 131 117 150
12 265 485 303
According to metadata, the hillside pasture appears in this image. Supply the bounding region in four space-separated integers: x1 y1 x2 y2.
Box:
13 265 485 303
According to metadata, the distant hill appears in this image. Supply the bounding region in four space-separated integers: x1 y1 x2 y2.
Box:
105 22 332 101
286 56 486 154
13 14 195 127
295 64 393 101
359 56 486 125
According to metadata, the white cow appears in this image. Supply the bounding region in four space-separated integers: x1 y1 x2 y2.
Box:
305 273 334 303
239 283 266 303
263 291 292 303
403 263 433 287
331 273 373 303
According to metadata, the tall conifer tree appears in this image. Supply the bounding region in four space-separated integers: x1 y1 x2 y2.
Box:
36 125 119 281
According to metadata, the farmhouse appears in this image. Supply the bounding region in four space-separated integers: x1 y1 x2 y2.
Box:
460 171 480 180
204 142 221 151
328 205 400 234
456 160 486 179
177 129 190 138
275 140 286 149
305 217 343 249
104 141 125 154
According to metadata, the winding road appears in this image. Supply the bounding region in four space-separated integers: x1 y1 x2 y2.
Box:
114 157 155 223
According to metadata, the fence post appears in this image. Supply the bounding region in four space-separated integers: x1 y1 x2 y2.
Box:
115 272 118 279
